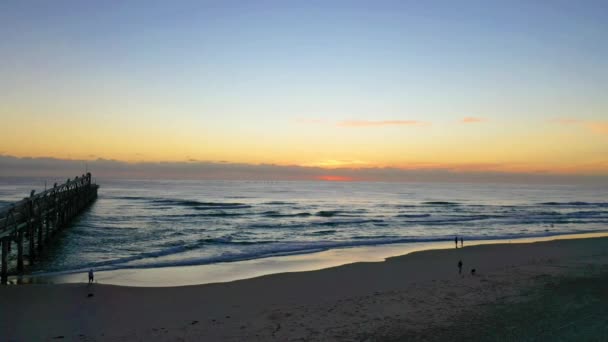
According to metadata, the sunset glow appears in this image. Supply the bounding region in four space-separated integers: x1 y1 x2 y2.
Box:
0 2 606 181
316 175 356 182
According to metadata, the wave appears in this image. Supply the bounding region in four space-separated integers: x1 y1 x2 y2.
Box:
261 211 312 218
308 230 336 236
562 211 608 218
116 196 251 209
60 235 275 271
167 212 247 218
198 237 275 245
115 196 149 200
153 199 249 208
235 210 608 230
396 214 431 218
315 210 363 217
522 211 608 220
36 229 608 276
152 199 207 206
316 210 341 217
422 201 460 206
246 218 386 230
319 219 384 226
538 201 608 207
193 204 252 210
352 234 402 240
41 236 461 274
390 209 608 225
400 214 504 225
263 201 297 205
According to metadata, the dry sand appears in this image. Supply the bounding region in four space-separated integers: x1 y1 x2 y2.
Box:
1 236 608 341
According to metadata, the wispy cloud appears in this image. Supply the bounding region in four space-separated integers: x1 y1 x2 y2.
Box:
301 159 370 168
0 155 606 184
337 120 426 127
552 118 582 125
585 122 608 135
551 118 608 135
295 118 428 128
294 118 327 124
461 117 485 124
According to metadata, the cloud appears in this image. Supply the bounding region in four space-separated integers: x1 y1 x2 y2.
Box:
551 118 608 135
294 118 327 124
585 122 608 135
552 118 582 125
301 159 369 168
337 120 426 127
461 117 485 124
295 118 428 128
0 155 606 184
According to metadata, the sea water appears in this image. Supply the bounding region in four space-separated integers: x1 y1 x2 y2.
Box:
0 178 606 275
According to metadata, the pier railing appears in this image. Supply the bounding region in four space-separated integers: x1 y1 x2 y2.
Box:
0 173 99 283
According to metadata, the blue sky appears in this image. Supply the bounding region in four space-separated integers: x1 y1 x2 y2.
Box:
1 1 607 179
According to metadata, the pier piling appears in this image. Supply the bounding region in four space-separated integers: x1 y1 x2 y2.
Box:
1 239 8 283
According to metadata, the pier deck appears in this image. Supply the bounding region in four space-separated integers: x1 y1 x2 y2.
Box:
0 173 99 283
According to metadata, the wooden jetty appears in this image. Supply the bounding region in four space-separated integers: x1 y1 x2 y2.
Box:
0 173 99 284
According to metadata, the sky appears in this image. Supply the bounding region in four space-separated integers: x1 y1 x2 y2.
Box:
1 1 607 181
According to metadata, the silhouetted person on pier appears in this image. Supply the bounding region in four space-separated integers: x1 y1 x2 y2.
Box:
88 269 94 284
458 260 463 274
454 236 458 248
460 237 463 248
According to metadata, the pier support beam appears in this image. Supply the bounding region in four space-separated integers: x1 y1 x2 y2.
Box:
37 216 44 253
1 239 8 284
17 230 24 273
29 224 36 263
45 215 51 241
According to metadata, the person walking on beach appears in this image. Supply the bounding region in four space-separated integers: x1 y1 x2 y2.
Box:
458 260 463 275
454 236 458 248
88 269 94 284
460 237 463 248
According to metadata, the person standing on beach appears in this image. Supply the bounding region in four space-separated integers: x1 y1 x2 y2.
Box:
458 260 463 274
88 269 94 284
460 237 463 248
454 236 458 248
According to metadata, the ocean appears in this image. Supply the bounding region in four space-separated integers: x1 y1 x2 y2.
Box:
0 178 607 276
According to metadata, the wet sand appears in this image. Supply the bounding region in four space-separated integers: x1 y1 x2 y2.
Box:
1 235 608 341
15 232 608 287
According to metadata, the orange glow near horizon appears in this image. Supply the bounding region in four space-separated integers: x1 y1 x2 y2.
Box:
2 108 606 177
316 175 356 182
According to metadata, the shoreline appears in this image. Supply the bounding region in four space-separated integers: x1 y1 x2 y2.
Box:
11 231 608 287
1 234 607 340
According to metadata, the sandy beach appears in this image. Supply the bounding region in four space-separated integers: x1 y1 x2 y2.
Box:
1 235 607 341
3 0 607 340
